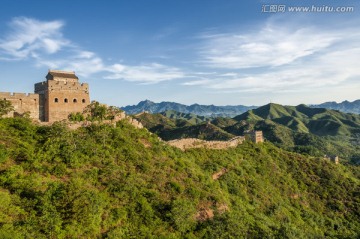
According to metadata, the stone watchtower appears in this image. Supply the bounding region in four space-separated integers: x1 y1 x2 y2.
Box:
34 70 90 122
245 130 264 143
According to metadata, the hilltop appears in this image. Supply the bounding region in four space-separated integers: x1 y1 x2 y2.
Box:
0 117 359 238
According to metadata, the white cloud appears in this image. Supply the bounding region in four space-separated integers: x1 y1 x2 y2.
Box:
191 47 360 93
182 79 212 86
0 17 185 84
0 17 69 59
190 16 360 95
105 63 185 83
200 24 338 69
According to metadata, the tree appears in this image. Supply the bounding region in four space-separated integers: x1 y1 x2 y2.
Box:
84 101 123 121
68 112 85 122
84 101 108 121
0 99 14 117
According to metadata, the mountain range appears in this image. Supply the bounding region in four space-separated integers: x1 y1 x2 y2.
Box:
135 103 360 164
122 99 360 116
122 100 257 117
311 99 360 114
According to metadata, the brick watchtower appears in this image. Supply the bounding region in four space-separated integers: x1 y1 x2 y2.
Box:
34 70 90 122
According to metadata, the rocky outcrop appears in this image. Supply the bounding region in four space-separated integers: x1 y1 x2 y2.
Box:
212 168 228 180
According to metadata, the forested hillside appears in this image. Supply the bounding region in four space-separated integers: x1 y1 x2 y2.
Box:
134 112 234 141
226 103 360 164
0 117 359 238
134 104 360 164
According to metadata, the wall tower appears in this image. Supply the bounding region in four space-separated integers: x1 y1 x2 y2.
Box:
34 70 90 122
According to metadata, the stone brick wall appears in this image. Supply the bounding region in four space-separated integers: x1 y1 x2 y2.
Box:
245 130 264 143
0 92 40 120
253 131 264 143
168 136 245 150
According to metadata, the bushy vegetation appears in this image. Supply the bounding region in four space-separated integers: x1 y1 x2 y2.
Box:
135 112 233 141
0 117 359 238
0 99 14 117
68 101 124 122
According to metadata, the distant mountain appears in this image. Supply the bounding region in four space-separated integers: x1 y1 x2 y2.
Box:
121 100 256 117
311 100 360 114
160 110 211 124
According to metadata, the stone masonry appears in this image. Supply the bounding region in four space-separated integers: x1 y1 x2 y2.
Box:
1 70 90 122
0 92 40 119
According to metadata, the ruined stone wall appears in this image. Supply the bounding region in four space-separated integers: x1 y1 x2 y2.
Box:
0 92 40 120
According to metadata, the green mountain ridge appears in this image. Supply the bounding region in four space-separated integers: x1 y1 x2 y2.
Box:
134 112 234 141
0 117 359 238
160 110 211 125
121 99 360 116
237 103 360 137
311 99 360 114
228 104 360 163
136 104 360 164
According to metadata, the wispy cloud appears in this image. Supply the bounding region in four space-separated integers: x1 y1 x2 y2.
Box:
189 16 360 94
0 17 185 83
105 63 185 84
199 23 338 69
182 79 211 86
0 17 69 60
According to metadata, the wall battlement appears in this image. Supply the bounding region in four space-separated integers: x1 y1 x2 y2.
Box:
47 80 89 91
0 92 40 119
0 92 39 99
35 81 89 91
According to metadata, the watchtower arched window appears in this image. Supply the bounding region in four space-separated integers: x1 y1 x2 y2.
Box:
82 99 86 103
54 98 58 103
73 99 77 103
64 98 68 103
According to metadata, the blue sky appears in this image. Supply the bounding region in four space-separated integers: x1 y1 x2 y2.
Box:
0 0 359 107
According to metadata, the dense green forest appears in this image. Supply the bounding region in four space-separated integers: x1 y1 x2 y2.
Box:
0 117 359 238
134 111 233 141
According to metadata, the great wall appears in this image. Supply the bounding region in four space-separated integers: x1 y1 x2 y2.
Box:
1 70 89 122
167 136 245 150
1 70 265 150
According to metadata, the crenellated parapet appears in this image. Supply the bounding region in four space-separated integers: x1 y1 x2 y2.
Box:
0 92 40 120
0 92 40 99
47 80 89 92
